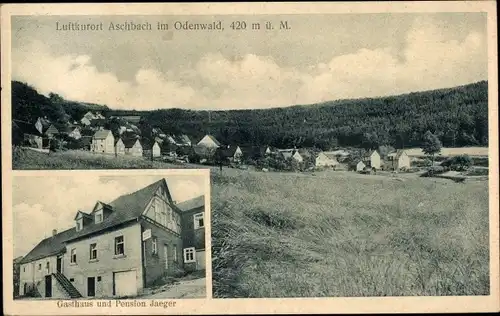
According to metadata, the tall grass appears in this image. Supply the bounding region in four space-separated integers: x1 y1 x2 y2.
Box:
12 147 197 170
211 171 489 297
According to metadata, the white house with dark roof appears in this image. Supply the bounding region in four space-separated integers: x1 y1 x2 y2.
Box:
387 150 411 170
91 130 115 154
18 179 206 299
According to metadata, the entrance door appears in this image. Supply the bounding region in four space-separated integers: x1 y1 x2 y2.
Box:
114 271 137 297
45 275 52 297
87 277 96 297
56 256 62 273
163 244 169 271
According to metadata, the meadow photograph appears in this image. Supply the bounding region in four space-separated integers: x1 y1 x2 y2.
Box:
3 6 497 307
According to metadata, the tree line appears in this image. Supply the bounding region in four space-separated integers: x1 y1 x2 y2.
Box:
12 80 488 150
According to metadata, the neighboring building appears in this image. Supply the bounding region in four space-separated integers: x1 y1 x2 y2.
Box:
353 160 366 172
34 117 51 134
115 138 125 156
12 120 43 148
363 150 381 170
18 179 206 299
91 130 115 154
281 150 304 163
387 150 411 170
315 152 339 167
80 117 92 126
152 141 161 158
197 135 221 148
216 145 243 163
177 135 192 146
240 145 272 160
176 196 206 271
123 138 143 157
65 126 82 140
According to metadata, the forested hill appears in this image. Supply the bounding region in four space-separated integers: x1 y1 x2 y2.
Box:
12 80 488 150
11 81 109 130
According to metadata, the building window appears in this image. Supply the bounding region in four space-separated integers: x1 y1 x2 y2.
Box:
46 262 50 274
70 278 74 282
193 213 204 229
23 267 25 272
90 243 97 260
38 264 41 270
70 248 77 263
173 244 178 262
95 210 103 224
115 236 124 255
183 248 195 263
97 276 101 282
152 237 158 255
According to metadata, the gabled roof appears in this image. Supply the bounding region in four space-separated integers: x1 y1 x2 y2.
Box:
388 150 407 160
90 119 106 127
364 150 379 158
216 146 240 158
65 179 169 242
240 145 270 158
122 138 141 148
176 196 205 212
178 134 191 144
318 152 339 160
12 119 42 136
74 210 92 220
19 227 76 264
93 129 112 139
198 134 221 146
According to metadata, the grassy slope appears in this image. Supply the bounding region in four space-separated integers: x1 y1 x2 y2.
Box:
12 147 198 170
13 148 490 297
211 171 489 297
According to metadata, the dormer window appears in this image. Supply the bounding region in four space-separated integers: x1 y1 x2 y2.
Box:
76 218 83 231
95 210 103 224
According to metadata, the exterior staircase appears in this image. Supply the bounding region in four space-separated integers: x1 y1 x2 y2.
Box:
52 272 82 298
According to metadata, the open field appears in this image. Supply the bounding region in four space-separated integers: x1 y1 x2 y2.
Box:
405 147 489 157
211 170 490 297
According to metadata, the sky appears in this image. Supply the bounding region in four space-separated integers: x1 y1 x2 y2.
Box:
12 174 206 258
11 13 487 110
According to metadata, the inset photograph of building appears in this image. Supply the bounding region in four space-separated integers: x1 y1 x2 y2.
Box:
13 172 208 299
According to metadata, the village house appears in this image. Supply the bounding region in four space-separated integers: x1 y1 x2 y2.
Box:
363 150 381 170
350 160 366 172
114 138 125 156
18 179 206 299
216 145 243 164
315 152 339 168
12 120 44 149
197 135 221 148
91 130 115 154
176 196 206 271
112 115 142 124
387 150 411 171
240 145 272 161
123 138 143 157
80 117 92 126
177 135 192 146
35 117 59 139
62 126 82 140
152 141 161 158
280 149 304 163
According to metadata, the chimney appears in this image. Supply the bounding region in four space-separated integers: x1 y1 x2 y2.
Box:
52 229 57 237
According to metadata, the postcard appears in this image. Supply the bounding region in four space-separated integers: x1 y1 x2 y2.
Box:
1 1 499 315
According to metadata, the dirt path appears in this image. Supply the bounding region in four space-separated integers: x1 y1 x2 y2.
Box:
143 277 206 299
